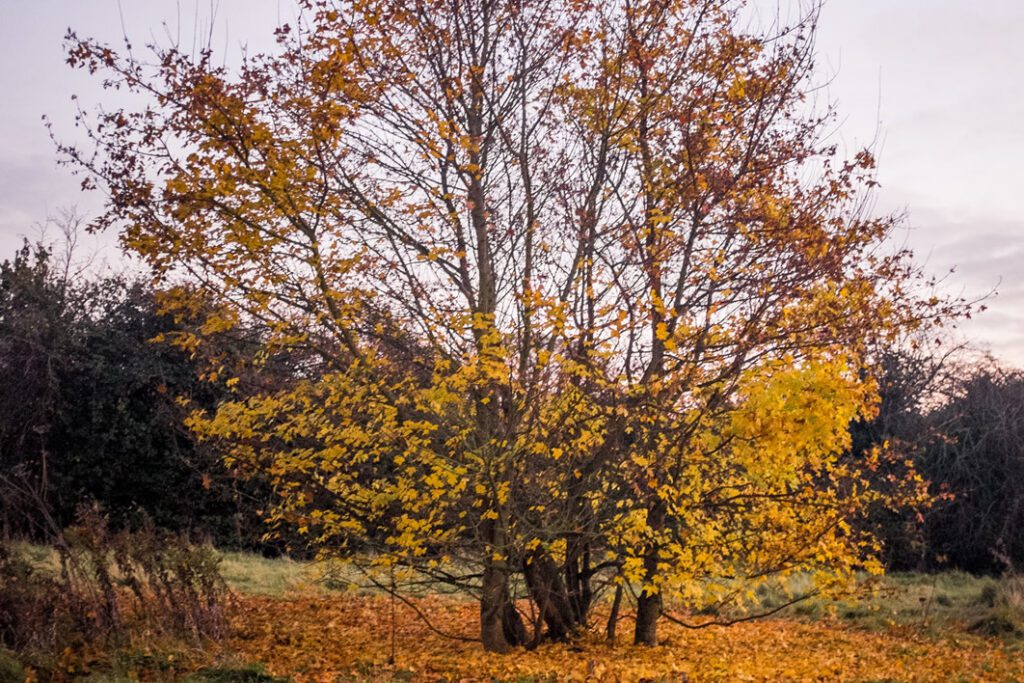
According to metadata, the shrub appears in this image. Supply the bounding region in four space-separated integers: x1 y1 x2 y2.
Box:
0 648 24 683
0 508 231 674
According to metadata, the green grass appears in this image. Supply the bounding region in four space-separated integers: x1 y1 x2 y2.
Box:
216 551 319 596
217 552 396 597
647 567 1024 639
5 543 324 597
770 570 1024 635
72 657 290 682
186 663 291 682
0 648 24 683
5 540 61 574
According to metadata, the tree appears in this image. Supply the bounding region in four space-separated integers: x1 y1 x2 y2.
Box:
62 0 951 650
0 238 80 537
844 341 959 571
918 362 1024 573
844 345 1024 575
0 236 268 547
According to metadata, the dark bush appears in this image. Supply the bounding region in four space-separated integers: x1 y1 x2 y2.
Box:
919 369 1024 573
0 238 269 549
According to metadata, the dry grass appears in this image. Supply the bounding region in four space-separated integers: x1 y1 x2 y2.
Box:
216 552 319 597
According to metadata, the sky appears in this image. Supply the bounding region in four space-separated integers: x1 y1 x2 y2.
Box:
0 1 1021 365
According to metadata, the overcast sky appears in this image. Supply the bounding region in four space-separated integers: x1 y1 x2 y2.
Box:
1 1 1021 365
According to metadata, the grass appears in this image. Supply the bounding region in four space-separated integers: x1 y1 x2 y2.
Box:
779 571 1024 635
0 648 24 683
7 544 1024 680
225 592 1024 681
211 550 1024 641
218 552 476 599
217 552 404 597
5 542 326 597
217 552 319 597
186 663 291 682
11 541 1024 631
5 540 61 573
11 541 1024 621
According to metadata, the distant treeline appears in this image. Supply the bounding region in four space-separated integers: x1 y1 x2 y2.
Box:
1 238 1021 573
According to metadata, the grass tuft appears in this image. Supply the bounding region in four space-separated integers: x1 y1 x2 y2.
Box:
968 610 1021 637
216 552 317 596
0 648 24 683
187 663 290 682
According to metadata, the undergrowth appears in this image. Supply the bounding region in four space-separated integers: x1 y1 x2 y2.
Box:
0 507 230 679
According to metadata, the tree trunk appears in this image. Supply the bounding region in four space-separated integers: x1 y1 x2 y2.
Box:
633 501 666 646
564 540 593 623
634 588 661 646
480 517 523 652
523 548 579 642
481 560 512 652
606 583 623 643
502 596 527 646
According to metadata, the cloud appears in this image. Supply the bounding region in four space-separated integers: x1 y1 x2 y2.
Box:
900 215 1024 368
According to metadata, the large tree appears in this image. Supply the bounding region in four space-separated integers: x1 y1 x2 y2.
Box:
63 0 949 650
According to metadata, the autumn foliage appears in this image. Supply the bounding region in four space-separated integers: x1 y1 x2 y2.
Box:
62 0 951 652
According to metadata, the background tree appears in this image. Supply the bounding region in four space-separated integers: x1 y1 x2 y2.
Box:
920 363 1024 572
847 343 1024 575
846 342 959 570
0 234 268 548
62 0 953 650
0 237 80 537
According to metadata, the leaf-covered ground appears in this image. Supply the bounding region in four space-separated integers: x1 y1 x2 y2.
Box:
212 594 1023 682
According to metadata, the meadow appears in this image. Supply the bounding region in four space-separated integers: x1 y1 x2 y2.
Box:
6 544 1023 682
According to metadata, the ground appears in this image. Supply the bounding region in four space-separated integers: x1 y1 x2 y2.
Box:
200 553 1024 682
10 547 1024 682
206 592 1023 682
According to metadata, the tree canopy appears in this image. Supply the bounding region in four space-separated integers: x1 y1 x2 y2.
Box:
62 0 953 650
